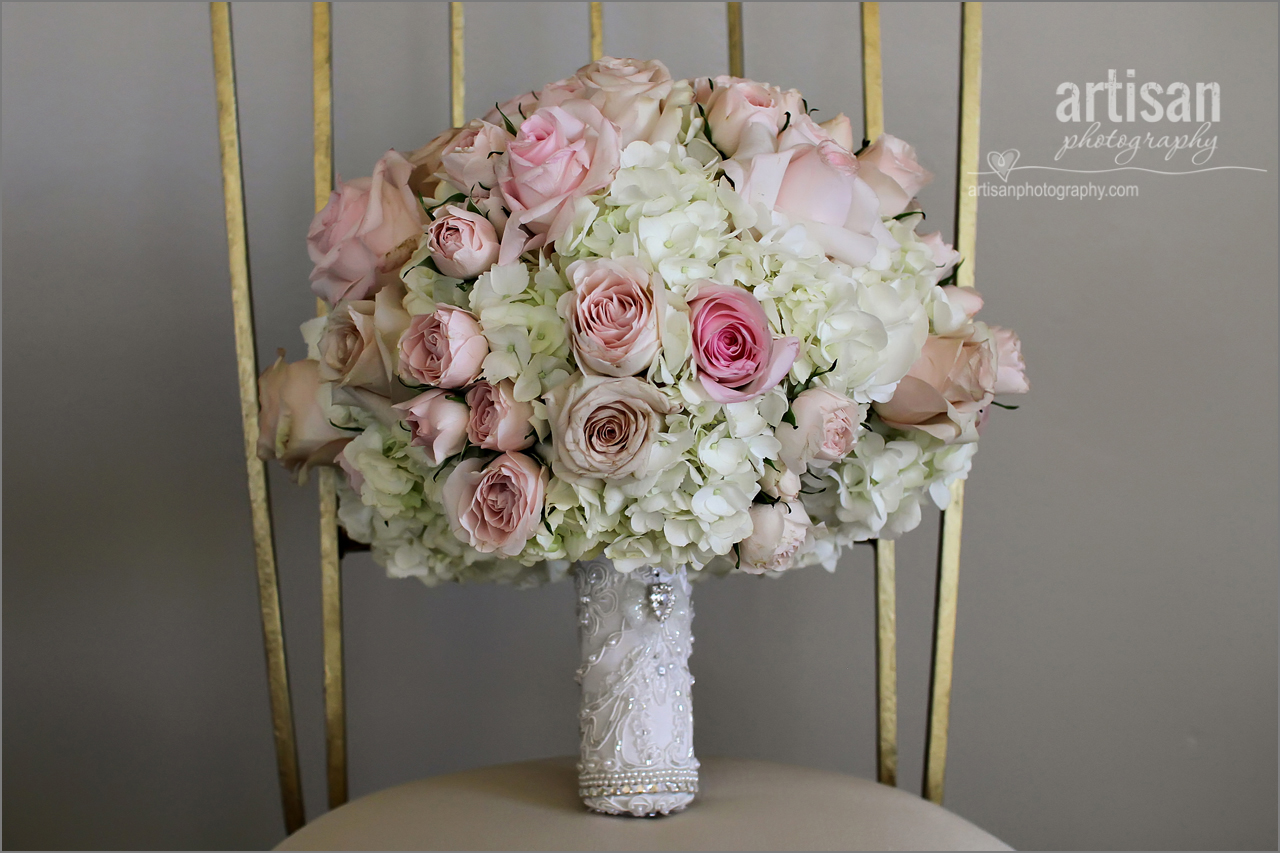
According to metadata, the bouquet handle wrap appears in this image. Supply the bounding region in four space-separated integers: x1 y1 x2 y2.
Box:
574 558 699 816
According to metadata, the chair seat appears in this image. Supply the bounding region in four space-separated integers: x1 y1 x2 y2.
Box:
276 756 1010 851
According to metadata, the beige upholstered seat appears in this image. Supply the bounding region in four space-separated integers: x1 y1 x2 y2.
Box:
276 757 1009 851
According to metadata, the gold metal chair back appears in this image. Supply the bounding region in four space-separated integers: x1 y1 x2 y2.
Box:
211 2 984 833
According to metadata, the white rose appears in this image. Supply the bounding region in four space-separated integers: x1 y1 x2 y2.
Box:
739 501 811 574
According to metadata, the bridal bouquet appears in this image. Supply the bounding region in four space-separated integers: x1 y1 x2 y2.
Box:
257 58 1028 588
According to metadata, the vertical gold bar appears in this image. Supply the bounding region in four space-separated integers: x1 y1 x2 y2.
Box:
873 539 898 787
861 0 894 790
589 2 604 62
209 1 306 835
861 2 884 142
954 2 982 292
450 2 465 128
726 2 744 78
923 2 982 806
312 1 348 812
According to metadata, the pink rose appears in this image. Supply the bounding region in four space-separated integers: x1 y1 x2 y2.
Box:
426 206 500 279
257 355 351 482
574 57 674 145
308 150 425 305
699 76 800 157
727 140 886 267
495 100 622 264
687 283 798 403
394 389 470 465
440 120 513 198
990 326 1029 395
398 305 489 388
873 330 999 444
545 374 676 481
857 133 934 217
465 380 535 452
776 387 864 473
406 127 464 197
442 451 548 556
739 501 812 574
919 232 962 283
564 257 661 376
316 283 410 398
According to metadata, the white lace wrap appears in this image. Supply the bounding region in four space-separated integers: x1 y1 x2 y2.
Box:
574 558 699 816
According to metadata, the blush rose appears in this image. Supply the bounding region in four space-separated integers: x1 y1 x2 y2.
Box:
394 389 470 466
776 386 865 473
739 501 812 574
308 149 424 305
442 451 548 556
873 330 999 444
494 100 622 264
465 380 535 452
563 257 661 377
857 133 934 218
398 306 489 389
426 206 500 279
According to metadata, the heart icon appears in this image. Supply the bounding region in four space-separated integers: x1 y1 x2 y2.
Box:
987 149 1019 182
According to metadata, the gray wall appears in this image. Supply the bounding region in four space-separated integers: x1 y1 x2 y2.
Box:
3 2 1276 849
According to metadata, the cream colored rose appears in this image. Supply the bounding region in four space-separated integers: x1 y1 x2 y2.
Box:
759 463 801 501
257 355 351 483
545 374 675 481
563 257 660 377
574 57 674 145
739 501 812 574
776 386 865 473
316 283 410 398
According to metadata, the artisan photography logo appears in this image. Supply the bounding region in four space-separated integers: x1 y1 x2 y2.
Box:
973 69 1266 198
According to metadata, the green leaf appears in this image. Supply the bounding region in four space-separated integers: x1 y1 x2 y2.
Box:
780 110 792 133
781 408 798 428
327 419 363 433
854 138 871 156
990 401 1020 410
493 102 518 136
892 210 924 221
936 258 964 288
